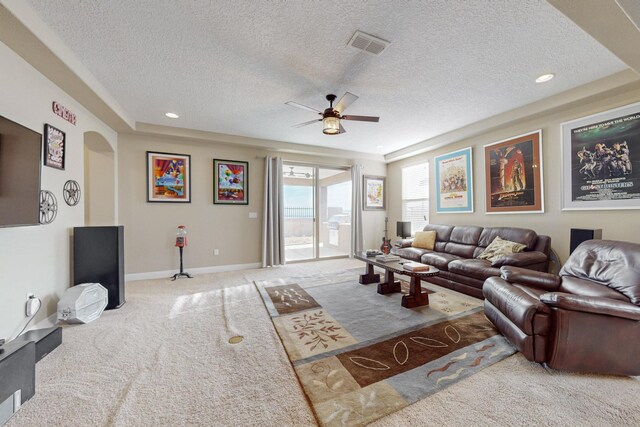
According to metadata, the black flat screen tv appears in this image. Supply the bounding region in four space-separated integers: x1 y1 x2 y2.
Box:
0 115 42 227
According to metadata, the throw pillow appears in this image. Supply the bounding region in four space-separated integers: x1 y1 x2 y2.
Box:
411 230 436 250
477 236 526 263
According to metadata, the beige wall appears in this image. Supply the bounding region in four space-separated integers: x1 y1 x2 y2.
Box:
387 82 640 263
118 133 386 275
0 41 117 340
84 135 117 226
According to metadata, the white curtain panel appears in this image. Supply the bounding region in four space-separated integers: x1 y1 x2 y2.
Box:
262 156 285 267
350 164 364 256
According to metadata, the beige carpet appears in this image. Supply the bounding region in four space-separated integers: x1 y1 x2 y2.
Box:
7 259 640 427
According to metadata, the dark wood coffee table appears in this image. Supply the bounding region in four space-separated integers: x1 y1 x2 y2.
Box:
355 252 439 308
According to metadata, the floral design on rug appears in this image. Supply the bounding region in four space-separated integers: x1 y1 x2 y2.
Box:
293 311 346 351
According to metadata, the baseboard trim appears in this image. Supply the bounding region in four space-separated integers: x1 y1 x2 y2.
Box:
125 262 263 282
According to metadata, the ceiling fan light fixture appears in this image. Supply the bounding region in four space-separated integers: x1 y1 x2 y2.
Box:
323 116 340 135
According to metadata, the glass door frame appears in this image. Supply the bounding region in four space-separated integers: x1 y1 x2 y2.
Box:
283 161 352 263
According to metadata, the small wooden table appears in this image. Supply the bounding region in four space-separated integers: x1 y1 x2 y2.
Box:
355 252 440 308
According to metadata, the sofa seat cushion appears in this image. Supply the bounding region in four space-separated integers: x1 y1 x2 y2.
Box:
559 276 628 302
448 259 500 281
392 247 431 262
420 252 462 271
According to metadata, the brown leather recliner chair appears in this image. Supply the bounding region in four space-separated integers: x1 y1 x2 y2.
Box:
483 239 640 376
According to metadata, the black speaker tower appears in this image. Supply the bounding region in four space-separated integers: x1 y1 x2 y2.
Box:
569 228 602 255
73 226 125 309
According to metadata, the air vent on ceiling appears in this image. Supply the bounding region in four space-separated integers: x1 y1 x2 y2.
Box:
347 30 390 55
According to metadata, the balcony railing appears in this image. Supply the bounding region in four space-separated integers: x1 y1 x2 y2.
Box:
284 207 313 218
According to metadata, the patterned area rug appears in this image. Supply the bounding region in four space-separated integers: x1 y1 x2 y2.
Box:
255 273 516 426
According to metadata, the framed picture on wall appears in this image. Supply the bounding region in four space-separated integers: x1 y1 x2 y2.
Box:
363 175 385 210
435 147 473 213
43 124 65 170
213 159 248 205
484 130 544 214
146 151 191 203
561 101 640 210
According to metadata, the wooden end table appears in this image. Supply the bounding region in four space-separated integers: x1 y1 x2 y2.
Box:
355 253 440 308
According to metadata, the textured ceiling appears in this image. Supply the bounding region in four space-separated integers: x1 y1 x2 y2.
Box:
26 0 628 155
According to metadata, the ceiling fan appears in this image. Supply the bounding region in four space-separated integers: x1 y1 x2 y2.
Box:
285 92 379 135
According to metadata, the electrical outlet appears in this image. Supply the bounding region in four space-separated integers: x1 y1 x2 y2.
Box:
25 295 40 317
214 249 219 256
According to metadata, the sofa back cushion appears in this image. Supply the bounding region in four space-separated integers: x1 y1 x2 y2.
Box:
560 240 640 305
444 242 477 258
423 224 455 242
478 227 537 250
450 226 483 245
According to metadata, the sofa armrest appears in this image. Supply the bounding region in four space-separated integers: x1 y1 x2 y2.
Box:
491 251 547 268
540 292 640 321
396 238 414 248
500 266 561 292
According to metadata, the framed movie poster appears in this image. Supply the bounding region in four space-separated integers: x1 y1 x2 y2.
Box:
363 175 385 210
561 102 640 210
213 159 248 205
484 130 544 214
146 151 191 203
43 124 65 170
435 147 473 213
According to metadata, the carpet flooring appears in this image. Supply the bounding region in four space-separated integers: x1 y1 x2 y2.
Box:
6 259 640 426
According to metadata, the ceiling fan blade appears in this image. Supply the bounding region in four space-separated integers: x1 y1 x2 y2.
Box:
334 92 358 113
339 123 346 134
285 101 322 114
341 115 380 123
292 119 322 128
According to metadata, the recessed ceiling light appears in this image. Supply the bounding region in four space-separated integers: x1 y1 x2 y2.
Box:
535 73 555 83
377 145 384 149
165 112 179 119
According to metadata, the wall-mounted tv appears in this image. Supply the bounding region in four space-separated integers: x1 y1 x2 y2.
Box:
0 115 42 227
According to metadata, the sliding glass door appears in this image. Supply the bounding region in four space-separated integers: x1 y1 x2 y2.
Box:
318 167 352 258
283 163 351 262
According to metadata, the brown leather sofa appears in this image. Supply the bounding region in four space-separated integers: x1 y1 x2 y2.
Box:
483 239 640 376
391 224 551 298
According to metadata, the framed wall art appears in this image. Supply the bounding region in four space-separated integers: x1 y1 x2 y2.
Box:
146 151 191 203
484 130 544 214
213 159 248 205
43 124 65 170
435 147 473 213
363 175 385 210
561 101 640 210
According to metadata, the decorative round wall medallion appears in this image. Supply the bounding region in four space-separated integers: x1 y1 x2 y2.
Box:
39 190 58 224
63 180 81 206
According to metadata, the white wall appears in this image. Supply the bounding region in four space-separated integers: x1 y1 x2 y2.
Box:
0 41 117 340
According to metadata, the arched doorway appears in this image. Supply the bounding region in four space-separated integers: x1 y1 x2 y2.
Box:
84 131 116 225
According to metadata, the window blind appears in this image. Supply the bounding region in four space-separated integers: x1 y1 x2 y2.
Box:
402 162 429 235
